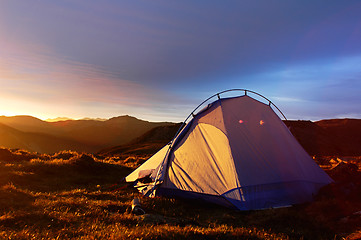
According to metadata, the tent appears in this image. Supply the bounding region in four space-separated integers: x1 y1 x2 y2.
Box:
126 89 333 210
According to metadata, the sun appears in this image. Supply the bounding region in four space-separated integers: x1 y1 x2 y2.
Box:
0 110 19 117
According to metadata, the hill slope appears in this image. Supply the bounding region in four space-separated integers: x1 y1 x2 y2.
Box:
316 119 361 155
98 123 182 156
48 115 173 147
0 123 93 153
285 119 361 155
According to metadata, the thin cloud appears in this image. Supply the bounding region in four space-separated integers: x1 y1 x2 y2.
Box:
0 40 195 120
1 1 360 121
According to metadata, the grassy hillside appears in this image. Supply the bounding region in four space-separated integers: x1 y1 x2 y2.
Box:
98 123 182 157
1 147 361 239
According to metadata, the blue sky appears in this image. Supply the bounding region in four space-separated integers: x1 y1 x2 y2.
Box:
0 0 360 121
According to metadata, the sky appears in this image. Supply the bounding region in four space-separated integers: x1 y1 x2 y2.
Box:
0 0 361 122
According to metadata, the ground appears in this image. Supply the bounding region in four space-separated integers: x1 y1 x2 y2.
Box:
0 148 360 239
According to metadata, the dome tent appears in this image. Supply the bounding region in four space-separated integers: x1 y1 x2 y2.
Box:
126 89 333 210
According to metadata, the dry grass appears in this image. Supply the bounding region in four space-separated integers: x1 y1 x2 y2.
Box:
0 148 360 239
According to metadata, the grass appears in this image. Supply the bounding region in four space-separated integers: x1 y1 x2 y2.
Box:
0 148 360 239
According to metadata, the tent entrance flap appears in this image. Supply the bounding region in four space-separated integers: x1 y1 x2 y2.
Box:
125 144 169 183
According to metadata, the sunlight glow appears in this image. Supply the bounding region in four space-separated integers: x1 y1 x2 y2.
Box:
0 110 19 116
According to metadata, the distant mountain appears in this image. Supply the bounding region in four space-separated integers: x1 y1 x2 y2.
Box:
0 115 57 134
0 123 93 153
79 117 107 121
48 115 173 147
0 115 173 153
46 117 74 122
99 119 361 157
46 117 108 122
1 115 359 156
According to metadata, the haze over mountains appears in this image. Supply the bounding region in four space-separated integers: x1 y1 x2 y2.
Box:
0 115 173 153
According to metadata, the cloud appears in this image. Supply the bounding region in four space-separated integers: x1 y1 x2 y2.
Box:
257 55 361 120
1 1 361 121
0 39 196 121
2 0 360 87
271 97 306 103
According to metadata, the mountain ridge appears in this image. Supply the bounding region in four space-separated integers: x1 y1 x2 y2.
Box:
0 115 174 153
0 122 94 153
0 115 360 156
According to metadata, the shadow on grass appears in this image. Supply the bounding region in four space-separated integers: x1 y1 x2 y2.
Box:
139 195 337 239
0 152 133 193
0 183 35 212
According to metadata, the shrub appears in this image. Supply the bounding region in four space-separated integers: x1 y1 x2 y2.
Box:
52 150 78 160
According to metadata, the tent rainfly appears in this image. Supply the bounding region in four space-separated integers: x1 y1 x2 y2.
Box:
125 89 333 210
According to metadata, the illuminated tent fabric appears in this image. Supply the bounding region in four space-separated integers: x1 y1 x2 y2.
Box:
126 94 333 210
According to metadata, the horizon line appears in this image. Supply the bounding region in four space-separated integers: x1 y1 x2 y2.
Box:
0 114 359 123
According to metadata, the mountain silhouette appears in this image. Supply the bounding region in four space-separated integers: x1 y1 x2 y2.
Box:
0 115 359 156
0 115 173 153
0 122 92 153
